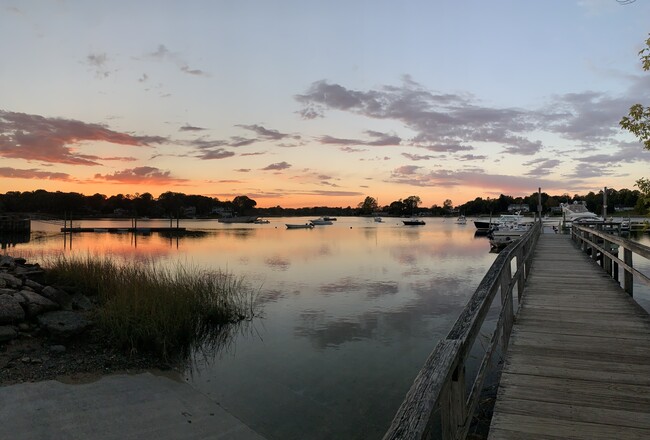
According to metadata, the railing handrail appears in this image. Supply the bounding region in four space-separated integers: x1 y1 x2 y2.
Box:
571 225 650 294
383 221 542 440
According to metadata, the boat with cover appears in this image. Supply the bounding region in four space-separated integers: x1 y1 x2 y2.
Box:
310 218 333 225
488 222 532 249
474 212 528 231
403 218 426 226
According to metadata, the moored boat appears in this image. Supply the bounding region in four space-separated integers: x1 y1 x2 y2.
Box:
403 218 425 226
286 223 314 229
310 218 333 225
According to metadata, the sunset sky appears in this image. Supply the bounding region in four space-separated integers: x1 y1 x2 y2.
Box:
2 0 650 208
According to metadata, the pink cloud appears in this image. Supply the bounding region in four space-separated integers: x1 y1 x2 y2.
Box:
93 166 187 185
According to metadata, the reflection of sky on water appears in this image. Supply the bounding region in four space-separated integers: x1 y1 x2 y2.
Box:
14 217 498 439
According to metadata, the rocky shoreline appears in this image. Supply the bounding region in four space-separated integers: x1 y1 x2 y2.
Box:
0 255 172 385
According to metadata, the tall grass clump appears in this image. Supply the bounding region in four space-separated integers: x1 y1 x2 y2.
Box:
43 255 257 359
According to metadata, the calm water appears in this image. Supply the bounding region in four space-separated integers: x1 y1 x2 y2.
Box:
5 217 650 439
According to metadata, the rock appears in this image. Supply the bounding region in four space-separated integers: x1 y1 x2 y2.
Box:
18 290 59 317
14 257 26 265
0 273 21 288
11 292 26 305
23 279 43 292
41 286 73 310
0 326 17 342
49 344 66 353
0 288 17 295
37 311 92 338
0 278 6 288
0 255 15 268
0 294 25 324
71 293 94 311
17 322 30 332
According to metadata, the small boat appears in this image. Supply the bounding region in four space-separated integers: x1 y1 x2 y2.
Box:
286 223 314 229
374 217 383 223
403 218 426 226
218 216 258 223
322 216 337 221
456 215 467 225
487 223 532 249
620 217 631 232
310 218 333 225
254 218 270 224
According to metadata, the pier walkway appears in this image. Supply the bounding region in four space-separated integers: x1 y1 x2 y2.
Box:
489 233 650 439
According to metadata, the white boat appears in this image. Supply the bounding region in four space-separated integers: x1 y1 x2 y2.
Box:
620 217 631 232
254 218 270 224
374 217 383 223
488 222 532 249
403 218 425 226
286 223 314 229
474 212 528 231
310 218 333 225
456 215 467 225
560 201 602 226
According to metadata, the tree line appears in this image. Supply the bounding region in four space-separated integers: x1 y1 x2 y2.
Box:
0 187 647 219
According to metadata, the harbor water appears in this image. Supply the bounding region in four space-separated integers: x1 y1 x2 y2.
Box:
5 217 650 439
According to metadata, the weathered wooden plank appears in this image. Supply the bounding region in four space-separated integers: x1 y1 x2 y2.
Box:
489 232 650 440
489 413 650 440
498 373 650 412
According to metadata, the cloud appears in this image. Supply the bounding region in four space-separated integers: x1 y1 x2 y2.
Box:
574 141 650 165
0 167 72 181
386 168 564 193
235 168 251 172
85 52 112 78
145 44 209 77
340 146 367 153
261 161 291 171
179 124 206 132
458 154 487 161
138 73 149 83
297 77 545 155
393 165 422 175
0 111 166 165
522 158 561 176
402 153 436 161
318 130 400 147
93 166 187 184
565 163 616 179
236 124 297 141
199 148 236 160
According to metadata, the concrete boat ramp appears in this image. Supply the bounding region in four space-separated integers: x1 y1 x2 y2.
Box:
0 372 265 439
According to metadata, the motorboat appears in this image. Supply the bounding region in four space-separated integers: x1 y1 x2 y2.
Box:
560 201 602 226
456 215 467 225
374 217 383 223
474 212 530 231
322 216 337 221
254 218 270 224
620 217 631 232
286 223 314 229
488 222 532 249
310 218 333 226
403 218 426 226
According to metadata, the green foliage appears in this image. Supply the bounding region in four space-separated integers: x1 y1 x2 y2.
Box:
620 34 650 150
620 104 650 150
43 255 256 359
357 196 379 215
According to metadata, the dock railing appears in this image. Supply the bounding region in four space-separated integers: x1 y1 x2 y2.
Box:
571 224 650 296
383 220 541 440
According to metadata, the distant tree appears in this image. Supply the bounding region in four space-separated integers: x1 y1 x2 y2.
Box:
388 200 405 216
403 195 421 215
232 195 257 215
357 196 378 215
443 199 453 212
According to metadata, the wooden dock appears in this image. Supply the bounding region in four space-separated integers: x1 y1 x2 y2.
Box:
489 233 650 439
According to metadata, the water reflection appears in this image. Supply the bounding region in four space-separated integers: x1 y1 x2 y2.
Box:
13 217 498 439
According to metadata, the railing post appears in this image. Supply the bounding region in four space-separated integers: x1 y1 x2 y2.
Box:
624 248 633 296
440 364 467 440
516 247 525 303
500 262 513 351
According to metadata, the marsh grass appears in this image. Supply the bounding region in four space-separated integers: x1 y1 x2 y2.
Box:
43 254 257 359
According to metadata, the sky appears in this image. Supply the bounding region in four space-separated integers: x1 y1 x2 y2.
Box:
2 0 650 209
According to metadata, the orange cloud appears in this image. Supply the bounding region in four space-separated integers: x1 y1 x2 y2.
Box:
93 166 187 185
0 167 72 181
0 111 166 165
